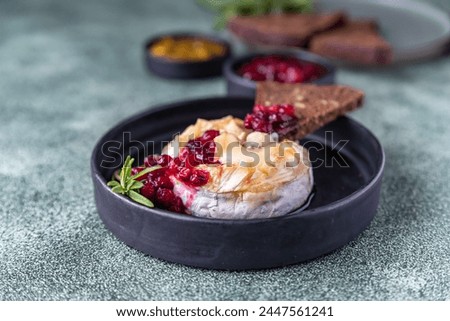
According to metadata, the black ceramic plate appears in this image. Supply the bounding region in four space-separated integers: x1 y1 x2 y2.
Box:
145 32 231 79
223 50 336 98
91 97 385 270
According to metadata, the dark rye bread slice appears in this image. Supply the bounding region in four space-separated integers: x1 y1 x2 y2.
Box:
227 12 346 47
255 81 364 139
309 20 393 65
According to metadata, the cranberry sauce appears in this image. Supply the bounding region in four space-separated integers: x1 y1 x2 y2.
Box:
134 130 221 214
244 104 298 138
238 55 325 83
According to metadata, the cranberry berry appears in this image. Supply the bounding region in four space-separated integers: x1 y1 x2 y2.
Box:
141 183 156 200
168 197 186 214
153 175 174 189
190 169 210 187
156 188 176 208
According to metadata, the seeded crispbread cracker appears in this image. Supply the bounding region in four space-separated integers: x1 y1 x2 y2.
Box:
309 20 393 65
255 81 364 139
227 12 346 48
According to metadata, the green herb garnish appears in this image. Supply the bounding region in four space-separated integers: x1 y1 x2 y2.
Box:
197 0 313 29
107 156 160 208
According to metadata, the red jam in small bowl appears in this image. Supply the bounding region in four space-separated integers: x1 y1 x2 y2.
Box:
237 55 326 83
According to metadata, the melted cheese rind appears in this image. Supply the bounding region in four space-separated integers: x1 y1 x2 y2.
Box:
164 116 314 219
176 166 313 219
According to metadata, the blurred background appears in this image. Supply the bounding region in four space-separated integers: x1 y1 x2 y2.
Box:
0 0 449 300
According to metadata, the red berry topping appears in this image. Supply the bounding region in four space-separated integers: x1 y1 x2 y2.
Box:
189 169 210 186
244 104 298 138
168 197 186 214
156 188 176 208
157 154 173 167
185 130 220 166
141 183 156 200
147 167 165 181
177 167 192 181
238 55 325 84
136 129 219 214
201 129 220 142
168 157 181 171
153 175 174 189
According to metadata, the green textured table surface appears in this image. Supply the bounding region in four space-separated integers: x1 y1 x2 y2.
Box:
1 0 449 300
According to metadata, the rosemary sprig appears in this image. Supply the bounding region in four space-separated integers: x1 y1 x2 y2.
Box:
107 156 160 208
197 0 313 29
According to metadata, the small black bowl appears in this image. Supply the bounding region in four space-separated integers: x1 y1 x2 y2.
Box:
144 32 231 79
91 97 384 270
224 50 336 98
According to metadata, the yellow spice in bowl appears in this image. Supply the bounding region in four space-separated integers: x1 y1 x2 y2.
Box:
149 37 226 62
